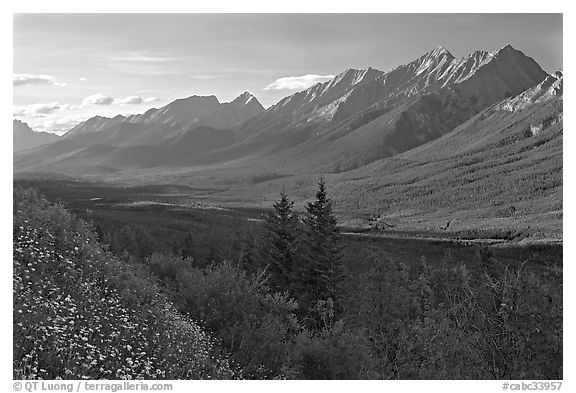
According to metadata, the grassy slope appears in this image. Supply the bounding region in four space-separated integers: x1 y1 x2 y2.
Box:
331 99 562 239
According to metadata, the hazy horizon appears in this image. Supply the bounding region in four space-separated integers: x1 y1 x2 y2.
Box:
14 13 562 134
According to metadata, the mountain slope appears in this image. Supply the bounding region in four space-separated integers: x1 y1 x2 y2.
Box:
498 70 563 112
192 45 547 171
63 115 126 138
191 92 265 130
330 80 562 238
14 93 264 171
13 120 60 152
14 45 550 179
125 95 221 125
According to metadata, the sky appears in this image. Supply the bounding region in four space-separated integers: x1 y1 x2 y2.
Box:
13 13 563 135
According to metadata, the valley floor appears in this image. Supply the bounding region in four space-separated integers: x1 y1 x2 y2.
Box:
13 177 562 268
14 172 563 244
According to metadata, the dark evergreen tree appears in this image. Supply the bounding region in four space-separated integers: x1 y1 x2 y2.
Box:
299 178 344 312
181 232 195 259
206 241 219 266
260 193 302 291
239 233 258 274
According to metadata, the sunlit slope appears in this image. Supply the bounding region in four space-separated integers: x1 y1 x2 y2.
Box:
332 96 562 239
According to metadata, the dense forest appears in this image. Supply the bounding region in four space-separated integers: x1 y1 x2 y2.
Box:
13 181 562 379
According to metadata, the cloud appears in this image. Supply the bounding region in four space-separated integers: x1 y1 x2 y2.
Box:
117 96 160 105
264 74 335 90
118 96 143 105
41 114 93 135
14 74 67 87
82 94 114 106
78 77 88 82
60 103 80 111
143 97 160 103
13 102 62 117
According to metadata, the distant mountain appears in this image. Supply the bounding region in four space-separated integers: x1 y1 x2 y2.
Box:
235 45 544 144
13 120 59 152
13 45 551 175
13 92 265 170
331 72 563 238
56 92 265 149
202 44 548 170
124 95 221 125
120 92 264 146
64 115 126 138
193 92 265 130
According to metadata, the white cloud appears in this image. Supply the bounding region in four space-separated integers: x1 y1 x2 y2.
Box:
13 74 67 87
13 102 62 117
41 114 93 135
60 103 80 111
118 96 143 105
264 74 335 90
78 77 88 82
82 94 114 106
117 96 160 105
143 97 160 103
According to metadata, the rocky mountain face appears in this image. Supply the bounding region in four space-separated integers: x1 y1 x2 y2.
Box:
124 95 221 126
331 74 563 238
55 93 264 149
13 120 60 152
64 115 126 138
192 92 265 130
13 92 265 171
498 70 563 112
14 45 553 176
205 44 548 172
235 45 545 144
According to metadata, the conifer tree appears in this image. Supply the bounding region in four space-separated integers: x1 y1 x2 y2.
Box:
181 233 195 259
239 233 258 274
300 178 344 310
261 193 301 291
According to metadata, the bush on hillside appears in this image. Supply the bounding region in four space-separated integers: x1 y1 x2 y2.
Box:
175 260 301 379
13 188 233 379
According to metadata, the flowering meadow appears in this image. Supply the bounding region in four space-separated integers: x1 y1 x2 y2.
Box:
13 187 234 379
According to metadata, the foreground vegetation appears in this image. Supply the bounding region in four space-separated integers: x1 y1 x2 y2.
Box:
13 182 562 379
13 187 233 379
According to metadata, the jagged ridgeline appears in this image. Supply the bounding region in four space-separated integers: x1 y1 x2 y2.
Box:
13 187 234 379
14 44 556 173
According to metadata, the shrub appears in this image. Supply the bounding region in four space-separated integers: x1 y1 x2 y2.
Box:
175 261 301 379
289 321 374 379
13 188 233 380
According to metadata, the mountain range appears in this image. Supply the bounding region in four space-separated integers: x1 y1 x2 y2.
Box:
13 44 563 237
13 120 60 152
